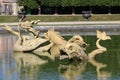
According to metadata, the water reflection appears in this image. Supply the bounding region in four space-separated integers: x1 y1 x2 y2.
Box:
0 35 17 80
59 57 111 80
59 60 87 80
0 35 16 54
14 52 48 80
13 51 111 80
89 58 111 80
14 52 48 67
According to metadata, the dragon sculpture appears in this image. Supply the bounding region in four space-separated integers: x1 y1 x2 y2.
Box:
4 20 111 61
44 28 111 60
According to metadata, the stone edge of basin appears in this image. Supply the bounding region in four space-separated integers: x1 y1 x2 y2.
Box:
0 21 120 26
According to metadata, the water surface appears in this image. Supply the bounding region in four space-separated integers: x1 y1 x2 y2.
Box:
0 34 120 80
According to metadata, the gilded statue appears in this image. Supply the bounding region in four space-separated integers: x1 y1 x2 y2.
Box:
4 19 111 61
88 30 111 59
4 20 52 52
44 28 111 61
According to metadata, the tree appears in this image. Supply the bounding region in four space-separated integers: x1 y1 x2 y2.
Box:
112 0 120 6
41 0 61 14
17 0 120 15
89 0 112 13
17 0 40 9
71 0 81 14
61 0 80 14
17 0 41 14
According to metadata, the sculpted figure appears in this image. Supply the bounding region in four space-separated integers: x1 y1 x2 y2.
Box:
88 30 111 59
4 18 111 62
64 42 88 60
64 35 89 60
44 28 67 56
68 35 89 51
4 25 52 52
44 28 66 45
44 28 88 60
20 20 40 38
44 28 111 61
4 17 55 52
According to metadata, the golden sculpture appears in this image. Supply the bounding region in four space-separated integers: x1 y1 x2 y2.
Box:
4 19 111 61
4 21 51 52
44 28 111 61
88 30 111 59
8 21 111 80
44 28 88 60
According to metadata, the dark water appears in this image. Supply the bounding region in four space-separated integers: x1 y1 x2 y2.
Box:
0 34 120 80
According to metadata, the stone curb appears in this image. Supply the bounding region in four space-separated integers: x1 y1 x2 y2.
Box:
0 21 120 26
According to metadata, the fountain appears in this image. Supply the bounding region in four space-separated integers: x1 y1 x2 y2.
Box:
3 18 111 61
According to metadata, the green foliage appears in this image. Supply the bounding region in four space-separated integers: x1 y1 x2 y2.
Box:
90 0 111 6
41 0 61 7
40 0 48 6
85 0 120 7
61 0 71 7
79 0 91 6
17 0 40 9
17 0 120 9
61 0 80 7
71 0 81 6
112 0 120 6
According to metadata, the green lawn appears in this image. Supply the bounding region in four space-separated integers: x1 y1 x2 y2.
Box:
0 14 120 22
